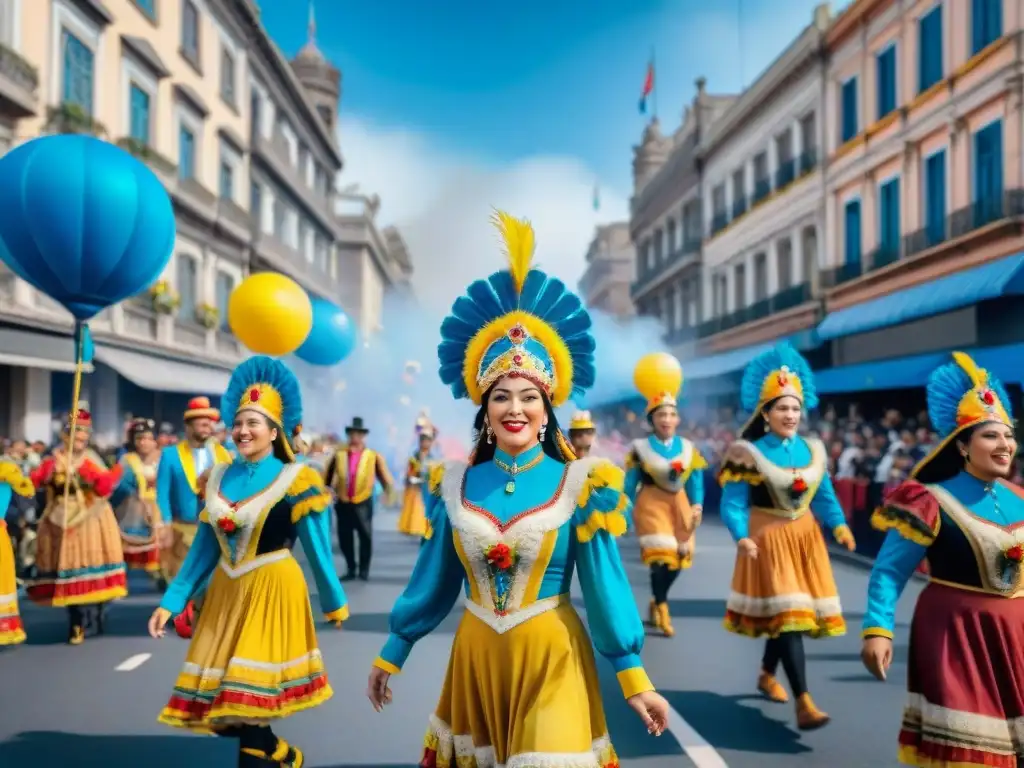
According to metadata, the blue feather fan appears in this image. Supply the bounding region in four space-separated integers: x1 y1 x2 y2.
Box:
926 359 1012 437
739 342 818 413
223 355 303 435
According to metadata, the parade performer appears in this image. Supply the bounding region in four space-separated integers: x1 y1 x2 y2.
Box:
717 342 854 729
111 418 166 586
568 409 597 457
862 352 1024 767
148 355 348 768
324 417 395 580
396 421 436 538
155 396 231 603
625 358 705 638
365 211 669 766
0 458 34 645
27 403 127 645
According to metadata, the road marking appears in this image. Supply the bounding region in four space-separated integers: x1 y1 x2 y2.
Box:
666 703 730 767
115 653 152 671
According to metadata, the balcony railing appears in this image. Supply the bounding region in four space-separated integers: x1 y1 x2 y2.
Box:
774 159 796 189
696 282 811 338
731 197 747 218
902 189 1024 260
752 177 771 205
630 239 702 297
798 147 818 175
711 211 729 235
820 261 864 288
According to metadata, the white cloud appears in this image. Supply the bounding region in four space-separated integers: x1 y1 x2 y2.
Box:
335 116 630 317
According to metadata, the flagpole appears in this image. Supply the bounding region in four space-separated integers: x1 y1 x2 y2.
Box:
651 45 658 119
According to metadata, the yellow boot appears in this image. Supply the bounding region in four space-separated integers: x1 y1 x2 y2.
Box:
657 602 674 637
757 672 789 703
68 625 85 646
795 693 830 730
648 598 659 628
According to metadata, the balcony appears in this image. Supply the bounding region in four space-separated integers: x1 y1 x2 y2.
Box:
774 159 796 190
697 282 813 338
752 177 771 205
731 197 747 219
44 102 106 136
116 136 176 176
711 211 729 236
630 239 701 298
253 232 338 299
0 44 38 117
252 130 336 233
798 147 818 175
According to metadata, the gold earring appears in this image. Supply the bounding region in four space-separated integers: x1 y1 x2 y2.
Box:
485 424 494 444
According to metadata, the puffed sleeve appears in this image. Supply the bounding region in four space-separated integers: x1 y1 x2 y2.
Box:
78 459 122 498
30 457 55 489
684 445 707 508
0 461 35 498
288 465 348 622
718 442 759 541
109 456 137 508
810 472 852 540
871 480 941 546
160 523 221 616
375 463 464 673
623 448 641 505
573 461 655 699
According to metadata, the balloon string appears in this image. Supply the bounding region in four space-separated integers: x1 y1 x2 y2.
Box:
60 325 86 536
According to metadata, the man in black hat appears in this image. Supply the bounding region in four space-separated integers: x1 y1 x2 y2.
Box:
324 417 395 580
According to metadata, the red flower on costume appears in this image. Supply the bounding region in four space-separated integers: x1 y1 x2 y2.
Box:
1006 544 1024 563
791 476 808 494
217 517 237 535
670 459 685 474
485 542 514 570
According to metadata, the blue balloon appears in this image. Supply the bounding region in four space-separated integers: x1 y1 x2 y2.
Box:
295 297 357 366
0 135 175 321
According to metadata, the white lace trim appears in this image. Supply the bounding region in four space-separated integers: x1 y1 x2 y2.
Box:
218 549 291 578
638 533 678 551
732 437 826 513
726 590 842 618
461 594 562 634
903 692 1024 754
180 649 324 680
427 713 612 767
632 437 695 492
441 458 597 615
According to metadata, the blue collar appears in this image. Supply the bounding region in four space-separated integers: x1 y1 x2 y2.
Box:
238 450 277 477
493 443 543 469
947 469 999 501
760 433 794 449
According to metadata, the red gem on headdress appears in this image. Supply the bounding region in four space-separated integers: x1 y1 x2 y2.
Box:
777 373 788 387
512 354 523 365
981 389 995 405
508 325 525 341
249 388 260 403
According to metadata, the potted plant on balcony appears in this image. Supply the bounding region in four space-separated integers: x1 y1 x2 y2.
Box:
45 102 106 136
115 136 177 175
149 280 180 315
195 302 220 330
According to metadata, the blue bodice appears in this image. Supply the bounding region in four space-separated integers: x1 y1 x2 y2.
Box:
625 435 706 507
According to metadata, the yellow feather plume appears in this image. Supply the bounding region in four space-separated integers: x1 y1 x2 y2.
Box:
952 351 987 388
491 210 535 295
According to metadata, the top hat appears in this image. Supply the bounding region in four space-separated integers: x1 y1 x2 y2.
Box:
345 417 369 434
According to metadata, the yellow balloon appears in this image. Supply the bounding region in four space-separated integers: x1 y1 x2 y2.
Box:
633 352 683 400
228 273 313 356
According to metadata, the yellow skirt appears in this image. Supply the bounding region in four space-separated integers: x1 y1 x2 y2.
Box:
158 551 332 729
27 495 127 607
634 485 695 570
397 485 427 537
724 509 845 639
422 598 619 767
160 522 197 582
0 522 25 645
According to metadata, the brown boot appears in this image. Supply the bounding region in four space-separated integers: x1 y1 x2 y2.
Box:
795 693 830 730
647 599 658 628
657 602 674 637
68 625 85 646
757 672 789 703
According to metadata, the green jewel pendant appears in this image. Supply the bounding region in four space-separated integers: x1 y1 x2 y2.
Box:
505 480 515 494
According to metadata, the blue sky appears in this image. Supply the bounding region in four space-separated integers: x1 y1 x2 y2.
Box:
259 0 851 195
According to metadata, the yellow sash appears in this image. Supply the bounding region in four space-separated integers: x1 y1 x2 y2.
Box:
123 452 157 501
334 448 377 503
176 440 231 495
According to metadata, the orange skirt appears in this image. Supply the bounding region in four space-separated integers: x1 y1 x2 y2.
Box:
396 485 427 537
724 509 844 639
633 485 695 570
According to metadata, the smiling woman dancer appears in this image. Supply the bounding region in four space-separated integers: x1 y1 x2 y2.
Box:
862 352 1024 767
148 356 348 768
365 211 669 767
718 342 856 731
0 458 34 646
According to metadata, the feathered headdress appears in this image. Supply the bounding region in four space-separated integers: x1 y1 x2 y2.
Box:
739 342 818 438
914 351 1014 482
437 211 596 408
223 355 303 462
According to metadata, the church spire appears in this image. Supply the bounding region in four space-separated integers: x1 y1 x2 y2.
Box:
307 0 316 44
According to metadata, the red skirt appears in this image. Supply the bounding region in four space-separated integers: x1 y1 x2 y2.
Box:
900 582 1024 766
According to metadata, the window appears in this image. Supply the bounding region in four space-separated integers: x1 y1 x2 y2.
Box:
219 161 233 200
62 30 94 114
840 77 858 143
181 0 199 62
918 5 943 93
843 199 862 266
215 271 234 331
733 263 746 309
250 181 262 223
177 255 198 321
876 45 897 119
220 47 236 105
134 0 156 19
925 150 946 245
972 0 1002 55
878 177 901 259
178 125 195 180
973 120 1004 224
129 84 151 143
250 91 262 136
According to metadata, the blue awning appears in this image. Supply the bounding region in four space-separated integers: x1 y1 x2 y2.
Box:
815 342 1024 394
816 252 1024 341
686 342 774 380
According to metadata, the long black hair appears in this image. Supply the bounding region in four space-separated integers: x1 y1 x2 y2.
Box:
469 383 573 466
916 422 1015 484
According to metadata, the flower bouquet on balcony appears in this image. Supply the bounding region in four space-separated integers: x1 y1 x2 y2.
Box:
148 280 180 315
195 302 220 329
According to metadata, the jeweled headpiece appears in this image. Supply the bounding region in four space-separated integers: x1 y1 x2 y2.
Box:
437 211 596 408
223 355 303 462
739 342 818 438
914 352 1014 482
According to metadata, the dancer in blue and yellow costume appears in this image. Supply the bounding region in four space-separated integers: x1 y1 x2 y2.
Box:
0 459 34 645
625 355 706 638
718 342 855 730
366 211 669 767
397 418 436 538
862 353 1024 767
111 418 166 586
148 356 348 768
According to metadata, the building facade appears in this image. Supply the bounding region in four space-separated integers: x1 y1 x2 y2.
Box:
628 80 734 359
698 3 831 355
821 0 1022 367
0 0 411 443
577 222 635 318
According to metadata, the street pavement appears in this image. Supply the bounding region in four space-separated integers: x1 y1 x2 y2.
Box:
0 512 921 767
